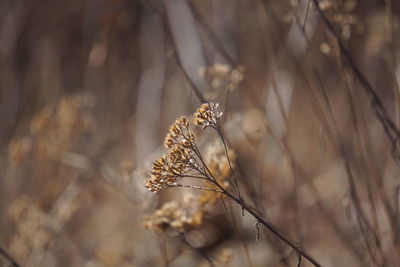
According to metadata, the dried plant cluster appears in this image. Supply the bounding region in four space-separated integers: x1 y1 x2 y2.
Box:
146 103 226 193
199 63 244 92
144 103 321 267
2 0 400 266
145 103 236 236
7 195 78 266
200 63 244 101
3 94 94 267
144 140 237 235
144 194 204 234
317 0 361 40
8 94 94 166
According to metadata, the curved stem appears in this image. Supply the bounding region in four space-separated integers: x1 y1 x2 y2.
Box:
215 126 242 207
220 187 321 267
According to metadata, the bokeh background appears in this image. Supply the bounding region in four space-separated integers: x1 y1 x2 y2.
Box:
1 0 400 266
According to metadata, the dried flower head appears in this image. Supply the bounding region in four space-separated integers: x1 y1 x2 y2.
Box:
317 0 360 40
164 116 195 149
8 137 32 166
200 63 244 92
146 103 232 195
146 117 200 193
204 139 236 182
146 156 177 192
194 103 223 129
8 197 50 264
144 197 205 233
217 248 233 265
11 93 96 163
144 190 222 235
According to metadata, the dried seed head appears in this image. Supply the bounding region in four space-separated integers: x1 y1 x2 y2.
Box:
146 103 225 193
146 146 197 193
146 155 179 193
200 63 244 93
194 102 223 129
144 191 217 233
143 201 200 233
164 116 195 149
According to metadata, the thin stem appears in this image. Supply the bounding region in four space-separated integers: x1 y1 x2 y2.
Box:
179 174 209 180
173 184 223 193
216 185 321 267
187 165 320 266
191 145 219 184
178 233 214 266
0 246 21 267
311 0 400 166
215 126 242 206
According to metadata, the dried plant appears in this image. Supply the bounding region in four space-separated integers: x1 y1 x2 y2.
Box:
199 63 244 92
145 103 321 267
8 93 94 166
2 1 400 266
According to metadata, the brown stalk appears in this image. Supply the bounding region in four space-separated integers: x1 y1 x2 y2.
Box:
0 245 21 267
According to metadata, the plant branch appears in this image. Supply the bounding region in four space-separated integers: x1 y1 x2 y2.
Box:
0 245 21 267
220 186 321 267
311 0 400 166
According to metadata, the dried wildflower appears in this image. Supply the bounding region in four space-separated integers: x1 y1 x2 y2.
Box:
164 116 195 149
200 63 244 92
317 0 360 40
194 103 223 129
8 197 49 264
8 190 79 265
145 149 200 193
144 103 320 267
8 137 32 166
204 139 236 181
146 116 204 193
318 0 332 11
29 106 53 135
146 156 177 193
144 191 216 234
217 249 233 265
144 201 198 233
9 93 95 163
146 103 233 194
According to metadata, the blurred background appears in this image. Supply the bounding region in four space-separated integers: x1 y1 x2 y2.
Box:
1 0 400 266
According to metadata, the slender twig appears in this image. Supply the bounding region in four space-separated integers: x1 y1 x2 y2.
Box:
0 245 21 267
194 153 321 267
311 0 400 166
141 0 207 104
179 174 209 180
174 184 223 193
219 186 321 267
174 126 321 266
178 234 214 266
296 250 302 267
214 126 243 215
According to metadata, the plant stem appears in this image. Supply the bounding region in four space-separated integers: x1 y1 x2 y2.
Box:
215 183 321 267
0 246 20 267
